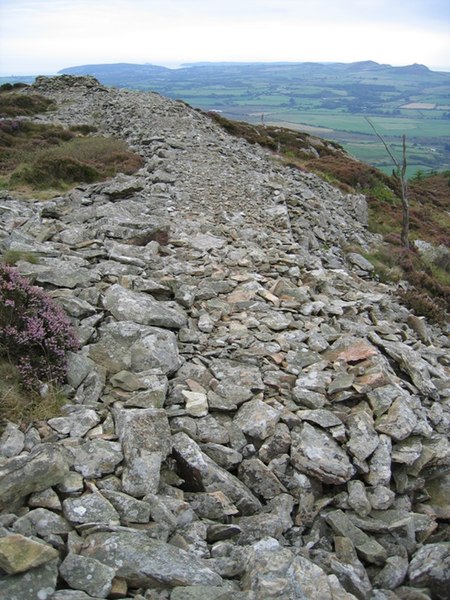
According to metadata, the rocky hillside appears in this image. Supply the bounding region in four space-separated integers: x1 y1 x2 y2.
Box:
0 75 449 600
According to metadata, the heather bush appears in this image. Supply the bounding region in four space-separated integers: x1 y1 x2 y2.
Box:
2 125 143 192
11 155 101 188
0 265 79 388
0 92 54 117
398 289 447 325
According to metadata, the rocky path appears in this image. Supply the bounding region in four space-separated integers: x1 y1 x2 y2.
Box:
0 76 449 600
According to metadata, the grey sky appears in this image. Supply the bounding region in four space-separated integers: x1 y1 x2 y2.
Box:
1 0 449 75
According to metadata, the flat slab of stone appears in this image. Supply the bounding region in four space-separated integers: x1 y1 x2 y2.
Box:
89 321 181 376
408 542 450 600
291 423 355 485
0 444 69 509
80 530 223 588
103 283 187 329
113 407 171 497
0 559 58 600
0 534 58 574
233 399 281 441
375 396 418 441
59 553 116 598
326 510 387 565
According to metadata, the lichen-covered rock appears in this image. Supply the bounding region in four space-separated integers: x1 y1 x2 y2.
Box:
408 543 450 600
80 530 224 587
0 444 69 509
291 423 355 485
0 534 58 574
171 432 262 515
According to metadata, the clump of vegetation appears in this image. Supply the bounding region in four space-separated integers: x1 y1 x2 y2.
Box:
1 250 39 265
69 123 98 135
398 289 447 326
0 264 79 389
0 360 67 428
0 82 30 92
0 92 54 117
0 119 143 193
363 238 449 323
11 155 102 188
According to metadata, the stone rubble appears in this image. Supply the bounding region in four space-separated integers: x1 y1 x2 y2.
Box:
0 75 449 599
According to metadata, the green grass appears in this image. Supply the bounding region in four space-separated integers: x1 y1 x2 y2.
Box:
1 250 39 265
0 360 68 430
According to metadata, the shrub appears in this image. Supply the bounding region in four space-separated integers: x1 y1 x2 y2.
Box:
0 265 79 388
0 119 143 192
11 155 101 188
398 289 447 325
69 124 98 135
0 93 54 117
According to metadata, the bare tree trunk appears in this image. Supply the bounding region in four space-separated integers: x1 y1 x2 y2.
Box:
400 135 409 248
365 118 410 248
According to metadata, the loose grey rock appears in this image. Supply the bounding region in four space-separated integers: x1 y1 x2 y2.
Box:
242 537 357 600
0 558 59 600
326 510 387 565
80 530 224 587
238 458 285 500
13 507 72 537
346 408 379 462
101 490 151 523
373 555 409 590
48 407 100 438
103 283 187 328
185 491 239 520
233 399 281 441
376 396 418 441
291 422 355 485
68 440 123 479
172 432 262 515
0 533 59 574
59 553 116 598
113 407 171 497
408 542 450 600
62 492 120 525
0 444 69 509
0 423 25 458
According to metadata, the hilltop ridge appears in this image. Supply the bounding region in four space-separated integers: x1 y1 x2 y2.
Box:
0 76 449 599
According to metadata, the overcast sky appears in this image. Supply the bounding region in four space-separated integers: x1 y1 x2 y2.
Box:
1 0 449 75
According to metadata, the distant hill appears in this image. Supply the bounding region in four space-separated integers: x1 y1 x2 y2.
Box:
59 60 448 90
